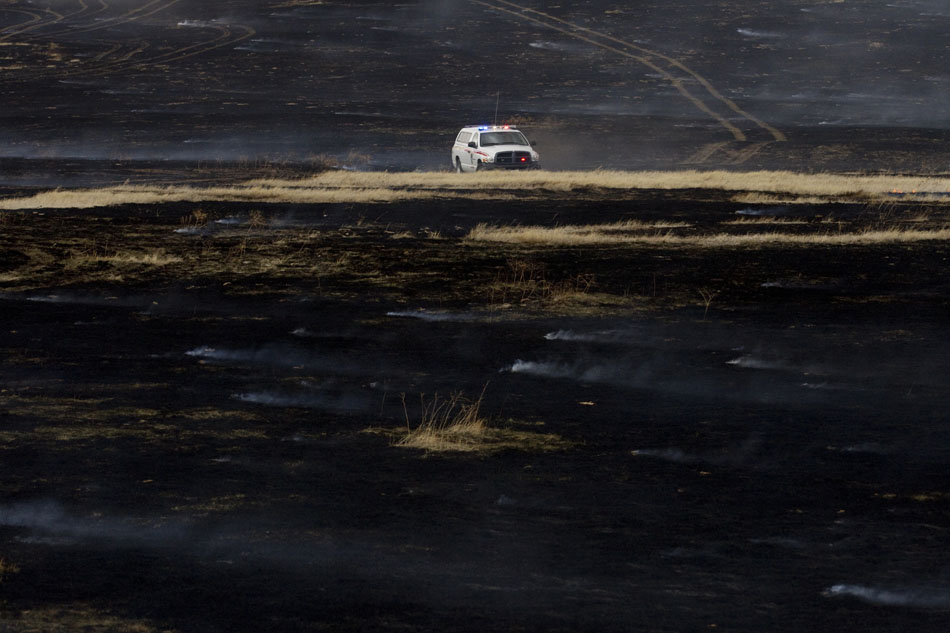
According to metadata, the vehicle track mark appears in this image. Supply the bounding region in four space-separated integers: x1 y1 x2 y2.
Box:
37 0 180 39
108 42 149 64
64 21 254 77
3 1 107 41
0 7 47 42
725 141 773 165
471 0 747 141
3 1 252 79
471 0 786 146
91 41 122 62
681 142 731 165
31 0 113 38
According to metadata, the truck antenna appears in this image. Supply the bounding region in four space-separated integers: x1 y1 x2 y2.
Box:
493 92 500 126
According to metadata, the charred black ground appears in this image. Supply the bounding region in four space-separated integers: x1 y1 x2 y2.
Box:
1 0 949 183
2 1 950 632
1 194 949 632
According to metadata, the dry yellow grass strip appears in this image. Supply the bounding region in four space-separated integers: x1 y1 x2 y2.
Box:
473 219 690 246
467 223 950 247
0 184 438 210
0 604 167 633
65 249 181 267
247 170 950 198
2 170 948 210
695 228 950 247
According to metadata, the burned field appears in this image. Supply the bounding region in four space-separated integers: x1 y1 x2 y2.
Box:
1 0 949 180
1 181 949 632
2 0 950 631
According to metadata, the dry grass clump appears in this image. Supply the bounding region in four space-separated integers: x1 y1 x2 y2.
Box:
0 556 20 583
386 388 571 453
487 258 602 308
247 209 268 228
3 170 947 210
397 390 488 452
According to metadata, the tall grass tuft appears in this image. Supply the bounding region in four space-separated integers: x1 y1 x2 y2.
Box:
397 387 488 452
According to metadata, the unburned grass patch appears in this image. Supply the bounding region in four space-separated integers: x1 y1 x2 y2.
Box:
468 222 950 248
368 389 572 453
397 390 488 452
3 170 948 210
470 220 689 247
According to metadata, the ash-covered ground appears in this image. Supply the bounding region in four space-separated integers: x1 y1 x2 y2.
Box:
1 195 949 632
1 0 949 184
1 2 950 632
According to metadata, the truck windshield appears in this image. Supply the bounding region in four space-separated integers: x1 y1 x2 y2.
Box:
479 131 529 146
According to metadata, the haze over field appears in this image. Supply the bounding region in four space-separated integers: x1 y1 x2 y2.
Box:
2 4 950 633
1 0 948 175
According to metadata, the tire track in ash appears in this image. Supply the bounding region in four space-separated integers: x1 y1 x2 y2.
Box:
131 22 255 69
61 21 256 77
0 1 171 74
36 0 180 39
682 141 731 165
8 1 114 52
91 42 123 62
683 140 774 166
4 1 253 79
470 0 786 163
2 1 113 42
49 0 150 67
0 5 55 42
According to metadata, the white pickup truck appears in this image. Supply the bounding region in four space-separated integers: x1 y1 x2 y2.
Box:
451 125 540 172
